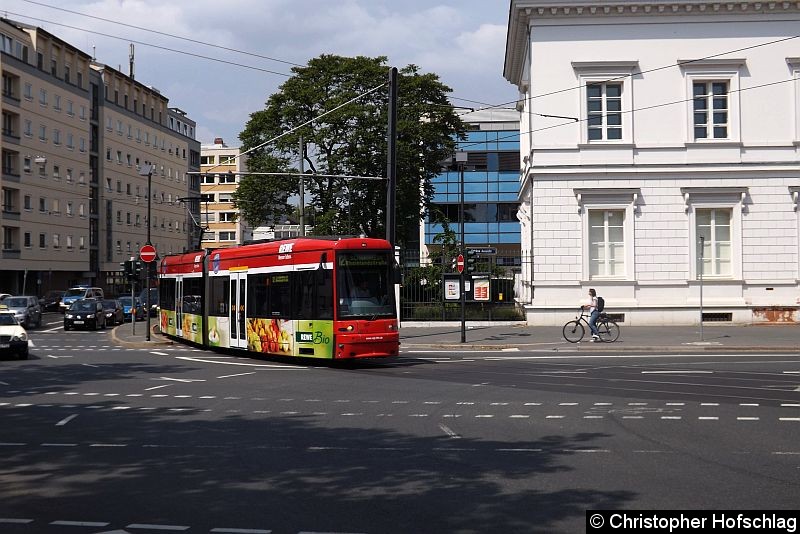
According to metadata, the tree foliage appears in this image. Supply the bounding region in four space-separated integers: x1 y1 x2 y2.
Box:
237 54 464 246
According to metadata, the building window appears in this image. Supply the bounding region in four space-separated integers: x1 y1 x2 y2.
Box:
587 83 622 141
219 172 236 183
201 173 215 184
53 165 60 179
52 233 60 248
219 231 236 241
588 210 625 277
39 88 47 106
23 157 31 173
67 133 74 150
23 82 32 100
696 208 731 277
54 94 61 111
24 119 32 137
39 124 47 141
23 195 31 210
39 197 47 212
116 210 122 223
66 235 73 249
693 82 728 140
39 233 46 248
24 232 31 248
681 59 743 143
219 211 236 222
53 129 61 145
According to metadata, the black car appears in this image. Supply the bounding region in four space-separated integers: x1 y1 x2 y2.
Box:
41 290 66 312
64 298 106 331
101 299 124 326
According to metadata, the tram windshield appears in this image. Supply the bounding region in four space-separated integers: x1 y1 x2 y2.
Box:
337 252 396 319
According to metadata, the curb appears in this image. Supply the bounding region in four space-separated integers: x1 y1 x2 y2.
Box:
400 343 800 353
110 323 174 349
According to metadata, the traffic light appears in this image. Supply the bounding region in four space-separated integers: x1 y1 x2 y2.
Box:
121 260 133 281
466 249 478 273
133 260 144 279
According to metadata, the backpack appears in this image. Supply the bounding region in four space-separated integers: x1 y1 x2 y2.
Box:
596 296 605 312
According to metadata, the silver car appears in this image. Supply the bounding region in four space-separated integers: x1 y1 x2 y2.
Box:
2 296 42 329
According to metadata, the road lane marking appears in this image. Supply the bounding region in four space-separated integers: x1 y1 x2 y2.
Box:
177 356 307 369
211 529 272 534
145 384 172 391
127 524 189 531
439 424 460 438
51 521 110 527
0 519 34 524
56 414 78 426
737 417 760 421
217 372 256 379
150 351 169 356
155 377 206 383
698 417 719 420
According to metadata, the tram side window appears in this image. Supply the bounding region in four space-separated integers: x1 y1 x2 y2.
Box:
160 279 176 312
247 274 270 318
295 269 333 319
267 273 291 318
209 276 229 316
183 278 203 314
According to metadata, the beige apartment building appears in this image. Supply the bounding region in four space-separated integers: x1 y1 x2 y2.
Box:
0 18 200 297
200 138 250 249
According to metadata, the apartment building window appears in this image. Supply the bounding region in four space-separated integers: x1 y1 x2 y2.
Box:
586 83 622 141
681 59 743 143
116 210 122 223
51 199 60 215
66 100 74 116
126 212 131 225
23 82 32 100
38 161 47 178
117 120 123 135
117 180 122 193
106 148 111 161
219 212 236 222
126 241 131 252
135 214 141 226
696 208 732 277
53 129 61 145
201 173 215 184
79 138 86 152
106 117 113 131
201 193 214 202
66 235 73 249
219 231 236 241
219 172 236 183
66 201 73 216
127 125 132 138
39 88 47 106
39 233 46 248
52 233 60 248
67 133 74 150
64 65 70 84
39 124 47 141
106 177 112 192
79 203 85 217
78 173 85 186
23 119 31 137
23 232 31 248
23 157 30 173
126 183 131 195
53 165 60 180
23 195 31 211
54 94 61 111
51 58 57 77
126 154 132 166
116 240 121 252
218 193 233 203
79 236 85 250
201 155 214 165
220 155 236 165
693 82 728 140
588 210 624 277
37 52 43 70
79 106 86 121
77 71 82 88
66 169 73 183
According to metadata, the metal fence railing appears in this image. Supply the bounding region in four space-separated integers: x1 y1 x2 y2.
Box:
398 249 532 322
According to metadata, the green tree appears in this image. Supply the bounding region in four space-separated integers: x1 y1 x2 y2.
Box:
237 54 464 246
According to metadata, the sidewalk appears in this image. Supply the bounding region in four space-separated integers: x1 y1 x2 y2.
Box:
111 319 799 353
398 321 800 353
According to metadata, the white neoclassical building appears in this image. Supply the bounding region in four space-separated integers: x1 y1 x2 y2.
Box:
505 0 800 325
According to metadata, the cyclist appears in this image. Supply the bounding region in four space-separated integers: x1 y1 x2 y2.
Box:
582 288 600 341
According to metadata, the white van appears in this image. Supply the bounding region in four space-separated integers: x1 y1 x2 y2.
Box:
59 286 104 313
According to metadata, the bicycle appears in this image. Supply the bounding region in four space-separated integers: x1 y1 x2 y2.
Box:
562 307 620 343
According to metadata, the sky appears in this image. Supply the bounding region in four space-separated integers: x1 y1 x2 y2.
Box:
3 0 518 146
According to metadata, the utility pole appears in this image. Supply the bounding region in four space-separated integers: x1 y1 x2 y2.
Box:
299 136 305 237
456 151 468 343
386 67 398 248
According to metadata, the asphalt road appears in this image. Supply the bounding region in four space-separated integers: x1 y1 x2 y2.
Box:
0 314 798 533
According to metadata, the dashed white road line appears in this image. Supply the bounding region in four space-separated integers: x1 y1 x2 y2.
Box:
126 523 189 531
51 520 110 527
0 518 33 524
210 528 272 534
145 384 172 391
55 414 78 426
150 351 170 356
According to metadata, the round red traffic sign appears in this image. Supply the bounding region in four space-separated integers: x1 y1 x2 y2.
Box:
456 254 464 273
140 244 157 263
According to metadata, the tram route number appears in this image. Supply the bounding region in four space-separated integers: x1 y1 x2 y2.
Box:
296 331 331 345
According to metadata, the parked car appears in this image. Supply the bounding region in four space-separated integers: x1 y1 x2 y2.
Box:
101 299 124 326
1 296 42 329
60 286 104 313
63 298 106 331
42 290 66 312
139 287 160 317
118 296 145 322
0 311 29 359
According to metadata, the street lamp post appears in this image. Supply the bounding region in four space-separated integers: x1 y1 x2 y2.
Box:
456 151 468 344
699 235 705 342
138 163 154 341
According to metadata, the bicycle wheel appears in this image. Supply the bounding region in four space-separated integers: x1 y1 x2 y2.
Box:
562 320 585 343
597 319 620 342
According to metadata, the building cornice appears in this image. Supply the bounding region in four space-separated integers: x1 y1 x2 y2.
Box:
504 0 800 85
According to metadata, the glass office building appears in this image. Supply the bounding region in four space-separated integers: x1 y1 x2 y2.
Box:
425 109 521 252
